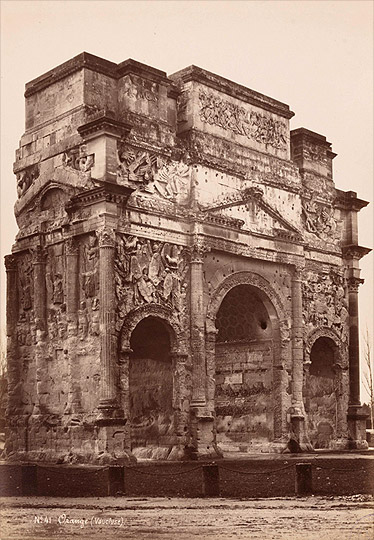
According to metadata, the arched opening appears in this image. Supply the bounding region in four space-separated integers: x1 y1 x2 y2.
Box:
214 284 276 451
304 337 337 449
129 316 174 453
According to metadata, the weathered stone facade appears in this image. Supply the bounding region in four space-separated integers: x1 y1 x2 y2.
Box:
4 53 371 463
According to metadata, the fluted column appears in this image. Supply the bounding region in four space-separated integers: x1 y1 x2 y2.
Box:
97 226 119 418
291 266 306 443
190 238 208 406
291 267 304 412
342 244 370 448
5 255 19 415
5 255 18 337
347 276 363 407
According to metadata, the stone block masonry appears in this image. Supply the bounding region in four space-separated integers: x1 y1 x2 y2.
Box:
4 52 371 464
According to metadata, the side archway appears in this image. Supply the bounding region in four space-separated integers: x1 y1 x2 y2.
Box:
118 304 190 458
303 327 349 448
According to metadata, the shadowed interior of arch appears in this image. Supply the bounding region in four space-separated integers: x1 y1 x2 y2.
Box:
214 284 276 452
304 337 338 449
129 317 174 456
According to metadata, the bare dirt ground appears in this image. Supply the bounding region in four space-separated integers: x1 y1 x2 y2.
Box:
0 496 373 540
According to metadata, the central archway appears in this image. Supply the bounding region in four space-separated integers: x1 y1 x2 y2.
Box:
213 283 279 451
129 316 174 454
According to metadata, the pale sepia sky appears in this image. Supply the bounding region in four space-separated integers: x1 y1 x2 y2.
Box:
0 1 373 398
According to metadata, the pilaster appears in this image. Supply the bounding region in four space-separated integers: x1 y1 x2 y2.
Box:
32 245 48 414
65 237 79 337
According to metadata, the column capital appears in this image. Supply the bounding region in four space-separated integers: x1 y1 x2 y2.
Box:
293 265 305 281
4 254 17 272
97 226 116 248
347 276 364 292
189 235 210 263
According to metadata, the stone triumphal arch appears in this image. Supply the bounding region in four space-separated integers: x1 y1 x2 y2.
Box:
4 53 370 463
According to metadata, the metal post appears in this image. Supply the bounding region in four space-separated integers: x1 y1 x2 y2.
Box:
295 463 312 496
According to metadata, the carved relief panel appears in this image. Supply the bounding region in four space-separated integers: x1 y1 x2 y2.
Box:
301 190 341 244
62 144 95 173
199 90 288 151
117 143 191 204
302 268 349 345
115 234 189 330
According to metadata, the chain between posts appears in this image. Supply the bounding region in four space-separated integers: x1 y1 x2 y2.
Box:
36 461 374 478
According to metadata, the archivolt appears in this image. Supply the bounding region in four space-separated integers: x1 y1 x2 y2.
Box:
305 326 348 368
119 303 185 354
206 271 286 333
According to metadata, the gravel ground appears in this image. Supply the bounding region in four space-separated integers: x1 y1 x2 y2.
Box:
0 495 373 540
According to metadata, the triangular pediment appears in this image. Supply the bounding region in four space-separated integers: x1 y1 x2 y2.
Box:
203 186 302 240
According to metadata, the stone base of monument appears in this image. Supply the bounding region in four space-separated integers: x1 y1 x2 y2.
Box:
1 454 373 497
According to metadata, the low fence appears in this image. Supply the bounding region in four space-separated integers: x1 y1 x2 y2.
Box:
0 458 373 498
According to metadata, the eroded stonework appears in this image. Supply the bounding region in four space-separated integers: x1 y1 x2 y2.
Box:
4 53 370 463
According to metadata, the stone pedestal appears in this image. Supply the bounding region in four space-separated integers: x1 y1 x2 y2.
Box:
96 421 135 464
348 405 369 449
189 408 223 460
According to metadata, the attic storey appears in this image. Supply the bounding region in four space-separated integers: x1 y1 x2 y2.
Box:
5 52 370 464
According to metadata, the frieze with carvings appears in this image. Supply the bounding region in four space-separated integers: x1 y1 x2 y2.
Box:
302 269 349 344
115 234 189 330
199 91 288 150
121 75 158 103
117 144 190 202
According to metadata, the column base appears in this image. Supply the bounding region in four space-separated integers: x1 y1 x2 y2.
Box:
190 408 223 460
290 414 314 452
347 405 369 449
96 401 124 424
96 424 136 464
